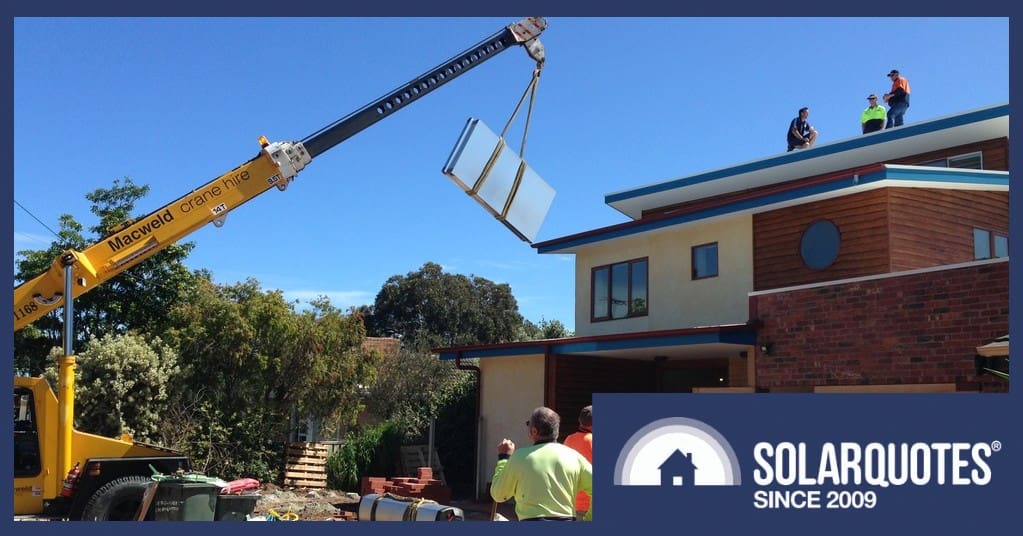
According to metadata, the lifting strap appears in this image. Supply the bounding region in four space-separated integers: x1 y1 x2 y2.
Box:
498 66 543 162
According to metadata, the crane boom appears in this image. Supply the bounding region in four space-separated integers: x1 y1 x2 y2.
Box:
13 17 547 332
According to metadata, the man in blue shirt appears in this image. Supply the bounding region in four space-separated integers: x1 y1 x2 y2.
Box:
787 107 818 152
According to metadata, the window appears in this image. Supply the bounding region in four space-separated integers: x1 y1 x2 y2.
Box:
974 228 1008 260
948 152 983 169
920 151 983 169
14 387 42 478
691 242 718 280
800 220 841 270
592 258 648 321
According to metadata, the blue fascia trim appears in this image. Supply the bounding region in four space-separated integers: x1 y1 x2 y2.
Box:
539 166 1008 253
605 103 1009 204
874 166 1010 186
438 344 547 361
439 329 758 360
557 330 757 354
539 177 861 252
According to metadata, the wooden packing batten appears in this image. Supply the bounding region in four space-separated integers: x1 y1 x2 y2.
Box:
284 442 328 488
400 445 445 485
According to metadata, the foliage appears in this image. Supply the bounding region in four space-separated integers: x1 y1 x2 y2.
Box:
327 420 404 491
363 347 474 441
292 297 380 439
362 262 574 494
161 278 373 481
367 262 523 351
431 375 478 496
14 177 199 375
13 173 571 489
519 317 573 340
42 333 180 442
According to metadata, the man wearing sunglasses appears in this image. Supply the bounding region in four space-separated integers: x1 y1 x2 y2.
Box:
861 94 887 134
490 406 593 521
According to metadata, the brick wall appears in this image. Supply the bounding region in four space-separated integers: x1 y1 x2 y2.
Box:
751 260 1008 392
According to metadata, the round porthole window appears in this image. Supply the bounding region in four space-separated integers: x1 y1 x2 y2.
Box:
800 219 840 270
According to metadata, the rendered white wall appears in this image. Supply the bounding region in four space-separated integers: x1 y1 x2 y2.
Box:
574 215 754 337
477 354 545 495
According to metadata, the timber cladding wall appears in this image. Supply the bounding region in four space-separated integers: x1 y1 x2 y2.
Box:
751 260 1008 392
889 189 1009 271
753 188 1008 291
891 138 1009 171
754 189 891 291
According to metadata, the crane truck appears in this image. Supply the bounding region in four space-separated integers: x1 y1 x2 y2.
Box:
13 17 548 521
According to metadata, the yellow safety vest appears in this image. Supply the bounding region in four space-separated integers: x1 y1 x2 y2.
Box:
861 105 887 123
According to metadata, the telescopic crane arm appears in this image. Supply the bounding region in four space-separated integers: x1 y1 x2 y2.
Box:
303 17 546 158
13 17 548 331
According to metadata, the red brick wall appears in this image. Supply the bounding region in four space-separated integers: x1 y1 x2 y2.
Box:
751 260 1008 392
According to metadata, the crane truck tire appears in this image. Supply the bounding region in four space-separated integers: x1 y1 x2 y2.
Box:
80 475 154 521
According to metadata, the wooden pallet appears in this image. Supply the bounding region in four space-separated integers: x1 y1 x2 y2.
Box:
284 442 328 488
399 445 445 485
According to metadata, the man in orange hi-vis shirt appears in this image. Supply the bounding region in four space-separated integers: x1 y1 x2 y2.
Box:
883 69 911 128
563 405 593 518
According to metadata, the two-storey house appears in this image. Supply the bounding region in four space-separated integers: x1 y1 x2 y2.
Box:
436 103 1009 496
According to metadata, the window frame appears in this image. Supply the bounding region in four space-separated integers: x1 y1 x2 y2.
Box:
799 219 842 271
590 257 649 322
919 151 984 169
973 227 1009 260
691 242 719 280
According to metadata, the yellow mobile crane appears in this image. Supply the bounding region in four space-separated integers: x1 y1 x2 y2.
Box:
13 17 547 520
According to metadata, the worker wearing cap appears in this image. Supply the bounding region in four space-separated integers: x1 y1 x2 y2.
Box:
861 94 887 134
882 69 911 128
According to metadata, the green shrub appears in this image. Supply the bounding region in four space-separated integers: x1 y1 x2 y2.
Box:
327 420 403 491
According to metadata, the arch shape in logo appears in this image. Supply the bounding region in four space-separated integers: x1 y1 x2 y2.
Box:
614 416 741 486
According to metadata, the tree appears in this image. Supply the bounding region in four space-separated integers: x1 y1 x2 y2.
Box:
362 262 535 492
292 297 381 440
163 278 375 480
43 333 180 442
368 262 524 351
519 317 573 340
15 177 199 375
363 347 473 440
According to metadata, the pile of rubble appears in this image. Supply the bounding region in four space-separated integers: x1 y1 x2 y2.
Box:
250 484 359 521
249 470 507 522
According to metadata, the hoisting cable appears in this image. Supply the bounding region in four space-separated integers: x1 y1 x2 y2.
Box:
497 65 543 161
476 64 548 195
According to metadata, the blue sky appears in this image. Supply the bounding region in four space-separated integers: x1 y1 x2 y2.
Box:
12 17 1009 332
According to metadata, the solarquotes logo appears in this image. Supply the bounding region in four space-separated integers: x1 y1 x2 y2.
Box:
613 415 1002 511
614 416 741 486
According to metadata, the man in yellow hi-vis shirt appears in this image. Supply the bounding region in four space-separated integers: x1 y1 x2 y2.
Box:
861 94 887 134
490 407 593 521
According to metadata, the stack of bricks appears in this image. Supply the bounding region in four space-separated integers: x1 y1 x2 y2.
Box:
360 467 451 505
331 510 357 521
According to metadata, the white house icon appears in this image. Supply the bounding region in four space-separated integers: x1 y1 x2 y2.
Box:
614 417 741 486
